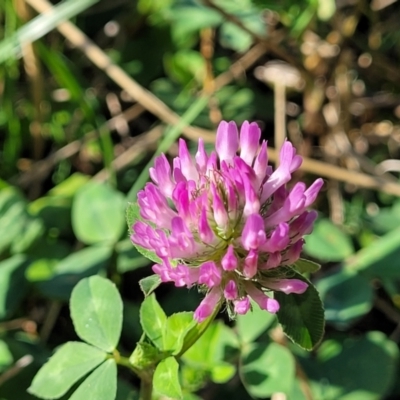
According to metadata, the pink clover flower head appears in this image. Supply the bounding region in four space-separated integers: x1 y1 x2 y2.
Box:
131 121 323 322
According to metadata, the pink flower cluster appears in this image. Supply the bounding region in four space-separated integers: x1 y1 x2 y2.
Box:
131 121 323 322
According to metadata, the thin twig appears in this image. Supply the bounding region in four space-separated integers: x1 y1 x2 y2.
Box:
0 355 33 386
23 0 400 199
203 0 311 82
93 125 163 181
274 82 286 165
263 145 400 197
374 296 400 342
25 0 215 143
21 0 268 190
15 103 145 187
39 300 62 344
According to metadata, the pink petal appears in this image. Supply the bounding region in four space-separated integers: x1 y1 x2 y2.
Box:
221 245 238 271
234 296 251 314
240 121 261 166
215 121 239 164
194 287 221 322
241 214 266 250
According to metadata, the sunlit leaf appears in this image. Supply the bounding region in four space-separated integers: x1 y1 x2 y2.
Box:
139 274 162 297
70 276 123 352
304 218 354 261
126 202 162 264
69 359 117 400
153 357 182 399
0 255 30 319
28 342 106 399
72 181 125 245
163 312 196 355
236 300 276 343
140 293 167 350
275 274 325 350
240 342 295 397
36 245 112 300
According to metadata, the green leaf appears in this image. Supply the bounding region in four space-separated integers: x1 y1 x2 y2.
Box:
48 173 90 197
183 321 238 368
126 203 162 264
72 181 125 245
28 342 106 399
70 276 123 352
0 255 30 319
163 312 196 355
304 218 354 261
0 187 43 254
36 245 112 300
303 331 399 400
29 195 73 237
69 359 117 400
139 294 167 350
275 274 325 350
139 274 162 297
164 49 206 86
116 239 149 273
169 4 222 36
240 342 295 397
129 342 161 370
10 217 44 254
153 357 182 399
236 300 276 343
293 258 321 274
179 306 231 358
344 225 400 279
0 340 13 372
317 270 373 327
220 22 252 52
181 364 208 393
210 362 236 384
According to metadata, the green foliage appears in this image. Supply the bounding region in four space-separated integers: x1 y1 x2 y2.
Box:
317 271 373 328
69 359 117 400
240 342 296 397
30 276 121 400
293 258 321 274
153 357 182 399
0 187 44 254
300 331 399 399
0 340 13 372
2 0 400 399
72 182 125 245
139 294 168 350
139 274 162 297
0 0 101 64
35 245 113 300
163 312 196 355
126 203 161 263
0 255 30 319
115 239 149 273
28 342 107 399
183 321 238 385
236 301 276 343
139 294 196 355
70 276 123 352
275 274 325 350
304 218 355 261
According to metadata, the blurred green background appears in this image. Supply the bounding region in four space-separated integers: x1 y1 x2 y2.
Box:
1 0 400 399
